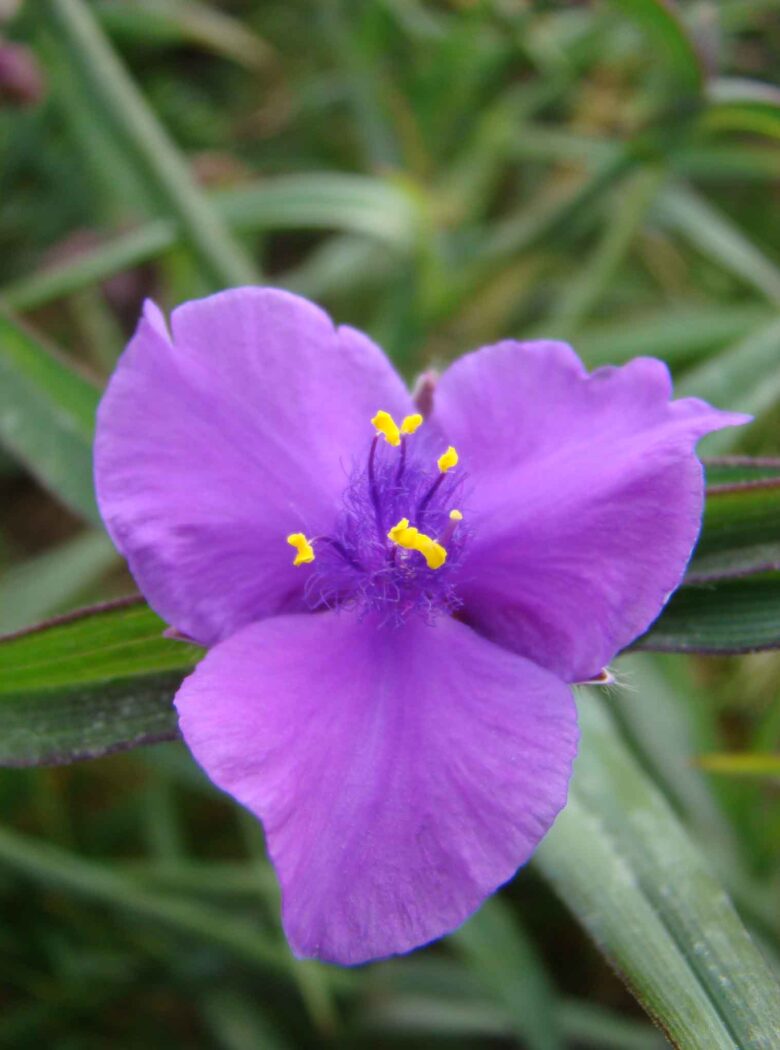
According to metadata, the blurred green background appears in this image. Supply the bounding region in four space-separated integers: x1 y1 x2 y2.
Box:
1 0 780 1046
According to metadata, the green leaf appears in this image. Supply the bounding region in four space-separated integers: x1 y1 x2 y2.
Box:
609 0 704 97
43 0 259 289
696 753 780 778
1 175 417 313
637 572 780 654
95 0 274 71
0 312 100 523
535 690 780 1050
657 185 780 306
704 457 780 487
687 479 780 581
705 78 780 141
452 899 563 1050
0 599 201 766
0 823 297 977
0 530 118 634
576 304 772 369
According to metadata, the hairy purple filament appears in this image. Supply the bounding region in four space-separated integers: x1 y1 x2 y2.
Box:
304 429 467 624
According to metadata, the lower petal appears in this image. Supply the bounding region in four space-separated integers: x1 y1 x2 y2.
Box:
175 611 577 965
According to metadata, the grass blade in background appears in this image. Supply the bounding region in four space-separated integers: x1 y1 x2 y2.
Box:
0 175 418 313
0 312 100 523
94 0 274 71
0 530 118 634
658 185 780 305
42 0 259 289
535 690 780 1050
705 78 780 139
610 0 704 97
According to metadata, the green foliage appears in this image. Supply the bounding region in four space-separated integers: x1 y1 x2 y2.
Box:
1 0 780 1045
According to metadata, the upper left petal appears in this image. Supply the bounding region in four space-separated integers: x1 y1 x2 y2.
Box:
95 289 412 645
175 610 577 965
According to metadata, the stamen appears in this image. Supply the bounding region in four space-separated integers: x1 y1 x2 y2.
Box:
400 413 423 435
387 518 447 571
287 532 315 566
437 446 459 473
368 434 386 541
388 518 414 545
438 509 464 549
371 410 401 447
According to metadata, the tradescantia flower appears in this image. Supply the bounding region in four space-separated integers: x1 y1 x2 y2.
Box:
95 288 747 965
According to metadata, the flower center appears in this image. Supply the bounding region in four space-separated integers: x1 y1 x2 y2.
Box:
285 410 467 623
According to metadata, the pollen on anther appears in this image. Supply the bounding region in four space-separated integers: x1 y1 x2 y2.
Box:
400 413 423 435
371 410 401 447
449 509 463 521
287 532 315 566
437 446 459 473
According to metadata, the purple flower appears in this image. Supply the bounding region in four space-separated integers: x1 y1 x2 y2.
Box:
95 288 747 965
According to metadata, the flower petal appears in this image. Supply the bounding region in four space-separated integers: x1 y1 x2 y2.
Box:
95 289 412 645
175 610 577 965
432 342 750 681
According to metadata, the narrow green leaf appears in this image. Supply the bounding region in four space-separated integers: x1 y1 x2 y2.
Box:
95 0 274 70
678 318 780 452
544 167 664 337
1 175 417 313
704 457 780 487
575 304 772 369
453 899 563 1050
535 691 780 1050
609 0 704 97
0 824 293 976
43 0 259 289
658 185 780 305
0 530 118 634
0 312 100 523
637 572 780 654
696 753 780 778
687 479 780 581
0 599 201 766
705 78 780 141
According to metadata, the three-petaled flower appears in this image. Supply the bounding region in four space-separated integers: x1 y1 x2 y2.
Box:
95 288 747 965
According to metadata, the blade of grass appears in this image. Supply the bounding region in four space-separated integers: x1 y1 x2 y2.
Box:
657 184 780 305
610 0 704 97
0 822 296 977
95 0 274 71
0 312 100 523
1 175 417 313
43 0 259 289
637 573 780 654
705 78 780 141
535 690 780 1049
0 530 118 634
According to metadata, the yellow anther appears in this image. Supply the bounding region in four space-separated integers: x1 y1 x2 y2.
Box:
400 413 423 435
449 509 463 521
286 532 315 566
437 446 459 473
371 410 401 447
387 518 418 548
387 518 447 570
419 537 447 570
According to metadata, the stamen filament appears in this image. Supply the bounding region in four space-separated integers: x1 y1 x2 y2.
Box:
368 434 386 542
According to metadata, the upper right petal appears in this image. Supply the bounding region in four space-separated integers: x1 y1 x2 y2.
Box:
94 288 412 646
